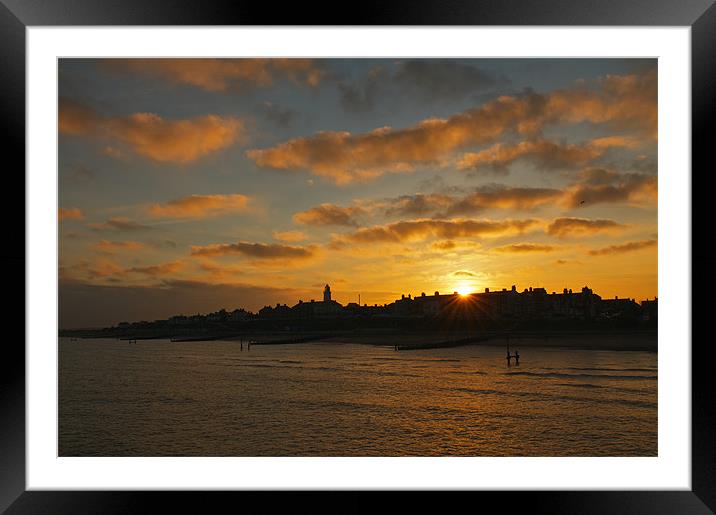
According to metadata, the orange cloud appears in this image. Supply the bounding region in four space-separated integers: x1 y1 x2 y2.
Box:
452 270 479 277
67 257 185 281
190 241 316 260
493 243 556 253
246 70 656 183
245 99 535 184
431 240 480 251
544 70 658 139
457 136 640 173
88 217 152 232
108 113 243 163
293 204 366 227
555 259 582 266
546 217 625 238
92 240 146 253
561 168 657 208
58 98 102 135
332 218 539 246
148 194 252 219
102 58 324 92
59 207 84 221
377 172 654 218
588 239 657 256
273 230 308 242
127 261 184 276
89 258 125 278
381 188 562 219
59 98 244 163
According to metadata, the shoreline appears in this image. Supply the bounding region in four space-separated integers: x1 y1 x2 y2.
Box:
62 328 658 352
321 329 657 352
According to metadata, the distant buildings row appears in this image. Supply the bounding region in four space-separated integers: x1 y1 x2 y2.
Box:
117 283 657 328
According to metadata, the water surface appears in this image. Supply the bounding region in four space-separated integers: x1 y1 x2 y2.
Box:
59 338 657 456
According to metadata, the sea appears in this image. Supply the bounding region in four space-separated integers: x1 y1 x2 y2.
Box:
58 338 657 456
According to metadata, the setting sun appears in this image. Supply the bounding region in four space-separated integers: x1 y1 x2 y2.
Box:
54 54 660 461
456 284 472 296
57 58 657 329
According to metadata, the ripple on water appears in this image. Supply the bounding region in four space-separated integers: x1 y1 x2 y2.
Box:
59 339 657 456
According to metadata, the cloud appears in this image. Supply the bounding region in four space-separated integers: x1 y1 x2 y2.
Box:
59 98 244 163
383 173 651 219
59 279 312 328
382 194 454 218
92 240 146 253
629 154 658 174
493 243 556 253
89 259 125 278
452 270 479 277
545 70 658 138
441 186 562 217
257 101 297 128
393 59 509 102
246 70 656 184
102 58 324 92
332 218 539 246
273 230 308 242
107 113 243 164
416 175 466 195
356 185 561 220
127 261 184 276
59 207 84 221
62 164 96 183
338 66 386 112
561 168 657 208
293 204 366 227
588 239 657 256
246 99 536 184
58 98 103 135
417 171 654 216
304 170 651 228
338 60 508 112
61 258 124 281
457 136 639 173
555 259 582 266
546 217 625 238
190 241 316 260
431 240 480 251
63 255 185 283
88 217 153 232
147 194 253 219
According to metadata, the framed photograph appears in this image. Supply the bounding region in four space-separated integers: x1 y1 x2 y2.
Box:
6 0 713 512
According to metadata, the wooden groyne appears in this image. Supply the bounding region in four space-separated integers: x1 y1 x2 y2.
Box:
395 329 657 352
250 334 338 345
168 333 339 345
169 333 243 342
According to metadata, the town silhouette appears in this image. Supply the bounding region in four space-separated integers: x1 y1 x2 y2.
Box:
61 283 658 348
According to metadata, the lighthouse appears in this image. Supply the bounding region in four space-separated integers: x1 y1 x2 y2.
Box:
323 284 332 302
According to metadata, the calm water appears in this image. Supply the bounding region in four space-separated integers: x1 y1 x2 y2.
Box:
59 338 657 456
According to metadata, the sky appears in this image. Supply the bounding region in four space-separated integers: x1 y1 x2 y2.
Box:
58 58 657 328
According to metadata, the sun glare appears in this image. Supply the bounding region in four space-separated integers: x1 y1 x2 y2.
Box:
456 284 472 296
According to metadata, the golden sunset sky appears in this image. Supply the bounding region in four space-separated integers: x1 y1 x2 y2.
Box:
58 58 657 328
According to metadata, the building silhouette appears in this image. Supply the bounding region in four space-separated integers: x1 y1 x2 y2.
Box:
250 283 653 323
107 283 658 333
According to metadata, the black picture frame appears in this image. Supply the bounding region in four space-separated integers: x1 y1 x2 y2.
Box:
3 1 713 512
